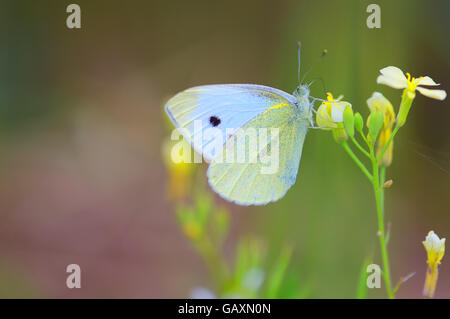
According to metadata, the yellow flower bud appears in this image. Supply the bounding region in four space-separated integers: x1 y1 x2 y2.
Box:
183 220 202 240
366 92 396 166
383 179 393 188
423 230 446 298
162 138 194 201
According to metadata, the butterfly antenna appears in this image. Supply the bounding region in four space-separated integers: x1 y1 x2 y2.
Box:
297 42 302 85
308 77 328 96
301 49 327 83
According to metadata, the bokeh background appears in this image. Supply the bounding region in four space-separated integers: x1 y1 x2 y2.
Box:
0 0 449 298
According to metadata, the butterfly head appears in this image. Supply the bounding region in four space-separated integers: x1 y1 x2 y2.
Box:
293 84 310 100
293 83 314 125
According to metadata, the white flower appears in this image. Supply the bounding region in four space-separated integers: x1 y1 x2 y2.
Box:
423 230 446 264
423 230 446 298
316 93 352 129
377 66 446 100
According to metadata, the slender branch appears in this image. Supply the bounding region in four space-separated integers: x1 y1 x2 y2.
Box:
392 272 415 296
358 129 371 149
350 136 371 159
341 141 373 181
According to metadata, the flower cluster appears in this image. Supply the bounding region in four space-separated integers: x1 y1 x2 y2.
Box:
318 66 447 166
317 66 447 298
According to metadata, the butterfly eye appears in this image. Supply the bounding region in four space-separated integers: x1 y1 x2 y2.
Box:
209 116 221 127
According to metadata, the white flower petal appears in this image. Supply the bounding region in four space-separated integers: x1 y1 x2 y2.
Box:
317 103 327 118
316 103 335 128
367 92 390 112
369 92 384 100
330 101 351 122
430 233 441 251
379 66 407 83
424 231 445 252
418 76 440 86
424 231 437 250
377 75 407 89
331 105 343 122
380 66 405 77
417 87 447 100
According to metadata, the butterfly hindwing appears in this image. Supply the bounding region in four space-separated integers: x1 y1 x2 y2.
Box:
165 84 296 161
207 105 309 206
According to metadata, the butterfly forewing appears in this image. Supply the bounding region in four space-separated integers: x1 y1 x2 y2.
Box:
165 84 296 161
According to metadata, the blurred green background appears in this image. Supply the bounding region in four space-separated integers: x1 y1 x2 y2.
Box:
0 0 449 298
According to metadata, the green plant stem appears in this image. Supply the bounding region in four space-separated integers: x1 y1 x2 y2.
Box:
377 125 400 163
350 136 371 158
380 165 385 218
371 153 393 299
358 129 371 148
341 141 373 181
349 117 395 298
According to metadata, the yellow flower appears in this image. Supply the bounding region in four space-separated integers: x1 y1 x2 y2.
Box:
424 230 445 267
377 66 447 100
316 93 352 143
423 230 446 298
183 220 202 240
316 93 352 129
162 138 194 201
366 92 396 166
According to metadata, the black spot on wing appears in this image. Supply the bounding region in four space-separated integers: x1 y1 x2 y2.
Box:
209 116 221 127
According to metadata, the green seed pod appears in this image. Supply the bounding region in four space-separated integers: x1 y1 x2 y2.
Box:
343 107 355 138
368 109 384 141
354 112 364 135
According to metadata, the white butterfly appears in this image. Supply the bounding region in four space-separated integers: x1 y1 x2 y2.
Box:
165 44 316 205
